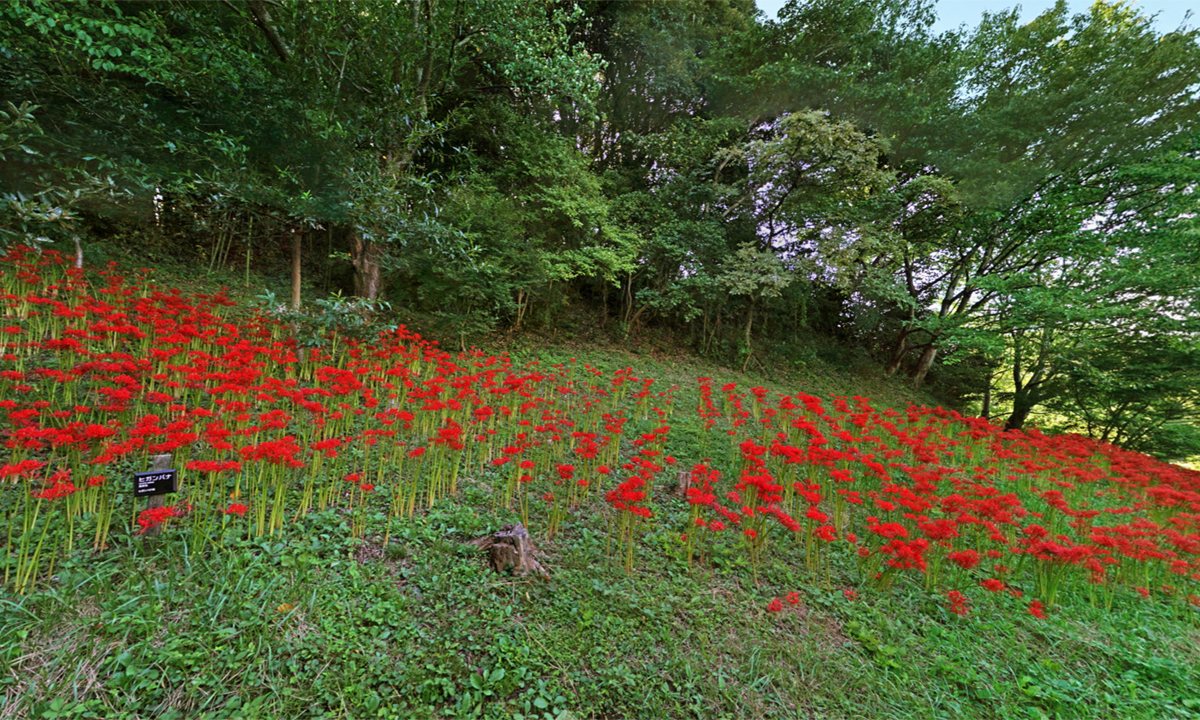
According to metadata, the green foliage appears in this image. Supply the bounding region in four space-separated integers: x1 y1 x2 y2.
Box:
257 288 393 346
1046 337 1200 459
0 101 40 161
721 243 791 299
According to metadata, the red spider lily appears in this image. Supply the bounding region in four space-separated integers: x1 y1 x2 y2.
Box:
136 504 187 534
813 525 838 542
30 470 78 500
946 590 969 616
187 460 242 473
239 437 304 467
0 459 45 478
980 578 1006 593
879 538 930 571
947 549 981 570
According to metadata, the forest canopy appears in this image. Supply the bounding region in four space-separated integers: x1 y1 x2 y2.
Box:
2 0 1199 457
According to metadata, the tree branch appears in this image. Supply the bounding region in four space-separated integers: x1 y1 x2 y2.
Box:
247 0 290 62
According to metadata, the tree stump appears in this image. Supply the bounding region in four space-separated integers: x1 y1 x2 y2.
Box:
467 523 548 578
674 470 693 498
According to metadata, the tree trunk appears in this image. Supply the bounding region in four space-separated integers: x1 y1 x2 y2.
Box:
244 214 254 287
514 289 527 330
704 309 722 355
741 297 755 373
349 230 384 301
290 230 302 311
324 225 334 291
289 229 306 362
910 345 938 388
981 382 992 419
626 304 649 338
1005 329 1051 431
623 272 634 324
884 327 912 377
1005 393 1036 431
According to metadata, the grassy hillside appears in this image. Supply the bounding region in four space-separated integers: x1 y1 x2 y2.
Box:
2 247 1198 720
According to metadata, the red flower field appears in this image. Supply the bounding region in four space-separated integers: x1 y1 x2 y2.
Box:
3 245 1199 619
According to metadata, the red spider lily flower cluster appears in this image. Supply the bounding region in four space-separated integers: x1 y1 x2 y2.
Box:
136 504 189 534
766 591 803 614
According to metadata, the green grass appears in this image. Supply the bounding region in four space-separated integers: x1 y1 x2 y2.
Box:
4 440 1199 719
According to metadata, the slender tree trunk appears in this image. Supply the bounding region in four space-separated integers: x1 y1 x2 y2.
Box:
981 382 992 419
289 229 307 363
623 272 634 324
324 225 334 291
514 289 526 331
244 214 254 287
291 229 302 311
911 345 938 389
884 327 912 377
741 297 755 373
705 309 722 355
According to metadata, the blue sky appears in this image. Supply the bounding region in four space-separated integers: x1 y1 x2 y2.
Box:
754 0 1195 33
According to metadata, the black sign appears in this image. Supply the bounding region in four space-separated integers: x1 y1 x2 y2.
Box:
133 469 177 497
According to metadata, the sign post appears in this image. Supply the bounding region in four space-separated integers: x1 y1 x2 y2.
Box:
135 454 176 538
